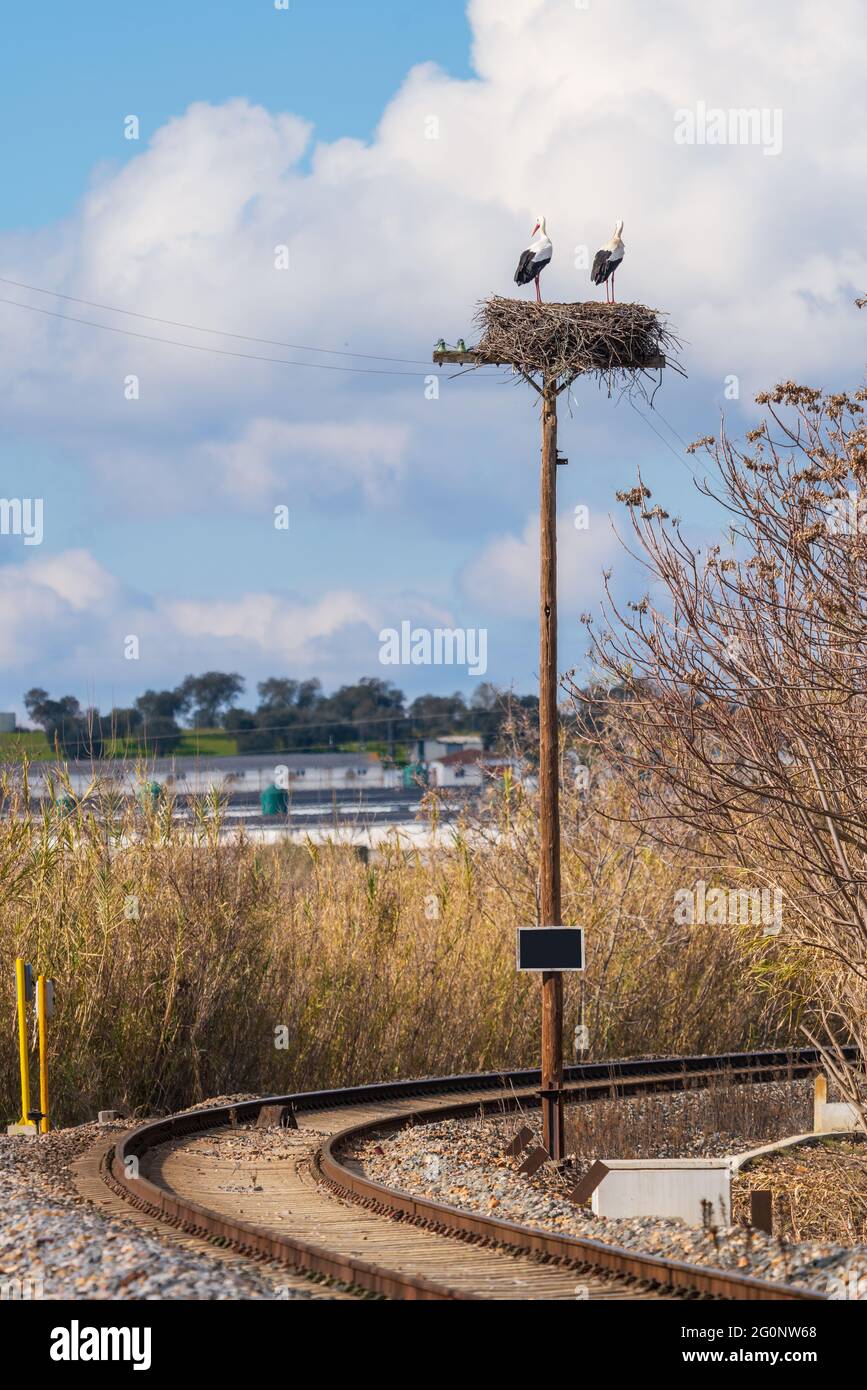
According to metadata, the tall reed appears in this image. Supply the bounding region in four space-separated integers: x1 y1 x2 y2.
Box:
0 762 795 1125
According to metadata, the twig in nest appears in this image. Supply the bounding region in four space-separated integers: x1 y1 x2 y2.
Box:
473 296 684 390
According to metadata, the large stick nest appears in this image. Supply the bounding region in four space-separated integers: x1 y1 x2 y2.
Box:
473 296 682 386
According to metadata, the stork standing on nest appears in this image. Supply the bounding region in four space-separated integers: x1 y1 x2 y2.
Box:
591 220 625 303
514 216 552 304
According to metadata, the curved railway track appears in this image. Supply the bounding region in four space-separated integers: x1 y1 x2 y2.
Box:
77 1048 847 1301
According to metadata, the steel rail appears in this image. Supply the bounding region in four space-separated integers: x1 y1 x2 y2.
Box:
106 1047 854 1302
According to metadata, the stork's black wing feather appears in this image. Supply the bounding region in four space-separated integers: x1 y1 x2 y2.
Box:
514 248 537 285
591 249 613 285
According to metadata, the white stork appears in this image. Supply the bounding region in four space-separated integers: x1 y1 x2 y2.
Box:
514 216 552 303
591 220 625 303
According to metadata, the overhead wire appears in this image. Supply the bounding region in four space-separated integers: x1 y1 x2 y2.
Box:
0 274 433 365
0 294 437 377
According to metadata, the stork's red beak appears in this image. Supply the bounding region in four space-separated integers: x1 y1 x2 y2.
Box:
531 223 540 235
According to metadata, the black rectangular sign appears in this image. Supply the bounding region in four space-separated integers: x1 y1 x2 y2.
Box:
516 926 584 972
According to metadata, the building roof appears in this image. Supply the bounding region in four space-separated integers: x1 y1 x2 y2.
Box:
26 751 381 776
435 750 479 766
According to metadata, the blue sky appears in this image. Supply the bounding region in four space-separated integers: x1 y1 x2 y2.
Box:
0 0 864 720
0 2 474 228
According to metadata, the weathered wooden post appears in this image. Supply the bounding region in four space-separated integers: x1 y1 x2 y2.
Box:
538 371 564 1156
434 297 673 1158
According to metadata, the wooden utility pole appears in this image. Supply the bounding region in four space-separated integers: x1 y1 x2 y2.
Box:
538 373 564 1158
434 336 665 1161
434 346 565 1158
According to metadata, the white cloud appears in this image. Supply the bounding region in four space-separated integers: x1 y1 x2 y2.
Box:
22 550 119 611
197 417 410 505
84 416 412 515
165 588 381 662
0 548 464 699
0 550 118 665
2 0 864 454
1 1 866 691
462 510 622 619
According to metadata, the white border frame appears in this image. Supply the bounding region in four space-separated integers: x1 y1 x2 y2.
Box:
516 925 584 972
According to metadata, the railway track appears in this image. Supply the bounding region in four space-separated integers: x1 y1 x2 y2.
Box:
76 1048 847 1301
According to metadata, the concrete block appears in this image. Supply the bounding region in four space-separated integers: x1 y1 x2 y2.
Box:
815 1101 861 1133
97 1110 119 1124
580 1123 866 1230
6 1123 38 1136
813 1074 862 1134
588 1158 731 1225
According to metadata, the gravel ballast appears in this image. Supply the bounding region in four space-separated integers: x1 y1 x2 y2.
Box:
0 1120 321 1300
347 1089 867 1299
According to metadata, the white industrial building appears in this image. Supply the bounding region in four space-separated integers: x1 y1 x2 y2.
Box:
427 749 518 788
420 734 483 761
16 751 399 798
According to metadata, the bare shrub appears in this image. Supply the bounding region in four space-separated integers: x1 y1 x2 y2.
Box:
572 378 867 1123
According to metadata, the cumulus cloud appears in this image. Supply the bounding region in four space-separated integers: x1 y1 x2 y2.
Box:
197 417 411 505
165 588 381 661
21 550 120 611
0 550 119 666
83 416 413 516
0 544 375 664
462 510 623 620
2 0 864 448
0 548 467 708
1 0 865 693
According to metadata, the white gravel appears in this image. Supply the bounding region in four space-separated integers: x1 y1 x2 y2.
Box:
0 1121 321 1300
348 1107 867 1299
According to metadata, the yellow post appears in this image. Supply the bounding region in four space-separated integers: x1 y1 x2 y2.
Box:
15 957 32 1125
36 975 49 1133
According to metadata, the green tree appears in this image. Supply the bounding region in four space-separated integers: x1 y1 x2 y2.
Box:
321 677 406 742
256 678 299 710
135 687 191 721
23 688 104 759
407 692 469 737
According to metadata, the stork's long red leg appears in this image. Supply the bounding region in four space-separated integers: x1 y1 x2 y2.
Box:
535 274 541 304
612 270 616 304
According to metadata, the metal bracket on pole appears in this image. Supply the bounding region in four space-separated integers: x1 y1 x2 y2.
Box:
11 958 35 1134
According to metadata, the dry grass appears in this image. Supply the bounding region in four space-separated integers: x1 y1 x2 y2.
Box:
473 296 681 384
732 1139 867 1244
0 759 797 1126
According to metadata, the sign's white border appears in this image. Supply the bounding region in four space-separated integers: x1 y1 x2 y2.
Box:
516 925 584 972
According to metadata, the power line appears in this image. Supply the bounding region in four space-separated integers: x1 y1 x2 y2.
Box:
0 295 435 378
627 394 706 489
650 399 698 455
0 275 434 365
